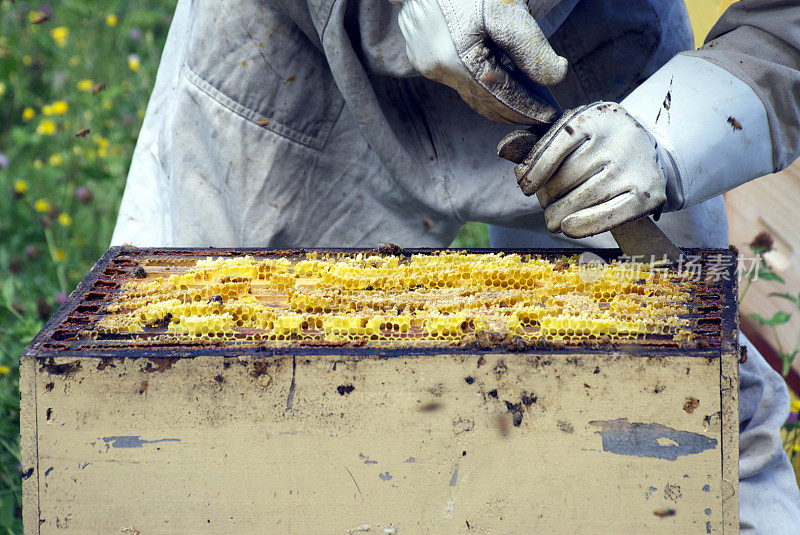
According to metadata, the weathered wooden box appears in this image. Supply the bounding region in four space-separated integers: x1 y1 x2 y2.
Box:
21 247 740 534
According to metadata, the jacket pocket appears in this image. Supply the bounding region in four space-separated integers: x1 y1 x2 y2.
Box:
185 0 344 150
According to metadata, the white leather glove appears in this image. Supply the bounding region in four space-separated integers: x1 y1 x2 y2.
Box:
396 0 568 125
499 55 774 238
504 101 677 238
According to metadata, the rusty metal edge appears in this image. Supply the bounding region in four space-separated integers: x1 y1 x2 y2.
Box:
116 245 729 261
20 246 122 360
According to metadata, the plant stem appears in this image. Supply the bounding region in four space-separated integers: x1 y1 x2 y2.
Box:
739 276 754 304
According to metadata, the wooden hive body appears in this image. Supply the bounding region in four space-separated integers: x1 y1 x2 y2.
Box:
20 247 740 534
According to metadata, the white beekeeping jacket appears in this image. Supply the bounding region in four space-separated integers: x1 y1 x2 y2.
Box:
112 0 800 250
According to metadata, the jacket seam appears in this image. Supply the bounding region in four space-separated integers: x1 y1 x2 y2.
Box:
182 64 330 150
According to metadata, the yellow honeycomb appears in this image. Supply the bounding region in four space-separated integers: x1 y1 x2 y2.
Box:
97 251 695 347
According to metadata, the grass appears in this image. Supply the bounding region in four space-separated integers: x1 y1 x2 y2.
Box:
0 1 176 531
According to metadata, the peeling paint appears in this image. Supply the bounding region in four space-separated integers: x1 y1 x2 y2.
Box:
102 436 180 449
444 499 455 519
589 419 717 461
449 463 459 487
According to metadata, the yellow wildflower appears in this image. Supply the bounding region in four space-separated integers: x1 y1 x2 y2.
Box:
127 54 140 72
22 107 35 121
53 249 66 262
50 101 68 115
0 366 9 376
48 153 64 167
69 55 80 67
95 136 110 158
50 26 69 48
791 400 800 413
42 104 53 116
95 136 110 149
58 213 72 227
34 199 51 213
0 81 5 98
101 100 113 111
28 10 45 23
13 180 28 194
36 119 56 135
106 14 118 27
77 79 93 92
794 443 800 453
32 159 43 170
137 108 145 120
22 55 32 66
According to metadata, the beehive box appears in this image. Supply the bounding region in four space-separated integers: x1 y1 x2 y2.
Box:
21 247 740 534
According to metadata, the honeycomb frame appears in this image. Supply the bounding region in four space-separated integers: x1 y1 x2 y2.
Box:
27 247 738 355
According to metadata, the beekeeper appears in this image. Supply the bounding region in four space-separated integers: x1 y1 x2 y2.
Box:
112 0 800 530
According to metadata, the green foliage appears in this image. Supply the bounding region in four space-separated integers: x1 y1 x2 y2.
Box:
0 1 176 531
747 311 792 328
449 221 490 248
758 270 786 284
740 237 800 464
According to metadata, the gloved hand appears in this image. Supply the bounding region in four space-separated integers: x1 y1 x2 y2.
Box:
499 101 679 238
395 0 568 125
498 55 774 239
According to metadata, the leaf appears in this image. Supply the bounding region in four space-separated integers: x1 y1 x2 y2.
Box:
769 292 798 304
758 271 785 283
746 313 769 327
746 311 792 327
767 311 793 326
0 280 13 308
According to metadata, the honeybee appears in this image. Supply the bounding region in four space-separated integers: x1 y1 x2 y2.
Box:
75 128 90 138
377 242 403 255
92 83 107 95
727 116 742 131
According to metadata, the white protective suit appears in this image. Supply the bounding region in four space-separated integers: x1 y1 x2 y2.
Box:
112 0 800 531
